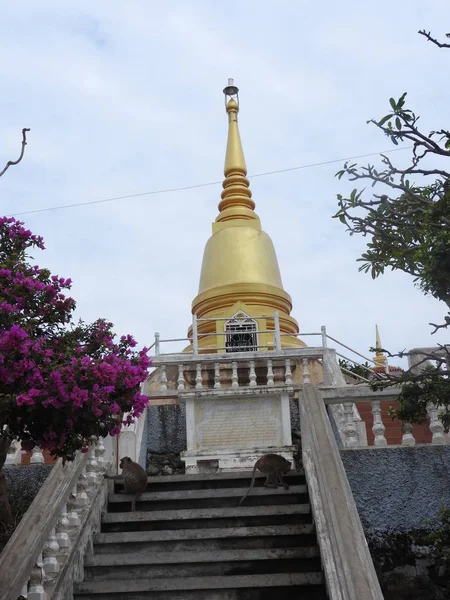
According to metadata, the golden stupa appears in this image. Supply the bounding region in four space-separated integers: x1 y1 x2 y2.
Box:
187 80 303 352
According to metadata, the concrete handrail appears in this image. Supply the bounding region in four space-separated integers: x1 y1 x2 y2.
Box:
0 452 87 600
300 384 384 600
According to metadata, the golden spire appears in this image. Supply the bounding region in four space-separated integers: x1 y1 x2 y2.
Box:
187 80 302 352
373 324 387 366
216 87 257 224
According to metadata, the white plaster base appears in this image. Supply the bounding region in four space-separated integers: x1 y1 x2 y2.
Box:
181 445 297 474
181 390 295 474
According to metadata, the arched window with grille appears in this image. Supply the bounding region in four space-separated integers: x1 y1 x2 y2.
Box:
224 312 258 352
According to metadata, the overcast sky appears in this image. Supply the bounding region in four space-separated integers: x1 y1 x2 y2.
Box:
1 1 449 367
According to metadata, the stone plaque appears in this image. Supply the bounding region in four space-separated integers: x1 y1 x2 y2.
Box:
195 396 281 450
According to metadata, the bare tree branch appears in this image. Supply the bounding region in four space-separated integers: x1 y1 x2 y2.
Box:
418 29 450 49
0 128 31 178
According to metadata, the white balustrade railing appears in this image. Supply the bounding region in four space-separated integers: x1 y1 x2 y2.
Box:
300 384 384 600
0 439 113 600
321 387 449 448
146 348 327 398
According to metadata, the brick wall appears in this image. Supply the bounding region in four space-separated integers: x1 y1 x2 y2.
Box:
356 400 432 445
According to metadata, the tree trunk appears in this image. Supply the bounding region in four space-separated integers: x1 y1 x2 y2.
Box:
0 436 13 528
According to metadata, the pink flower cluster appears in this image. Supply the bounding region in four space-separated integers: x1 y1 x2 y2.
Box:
0 217 151 461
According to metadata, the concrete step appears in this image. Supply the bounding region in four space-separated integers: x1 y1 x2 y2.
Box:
108 485 308 511
83 547 321 580
143 470 305 484
74 572 325 597
74 589 328 600
103 504 310 524
113 471 306 493
101 504 311 533
93 524 317 554
85 547 320 567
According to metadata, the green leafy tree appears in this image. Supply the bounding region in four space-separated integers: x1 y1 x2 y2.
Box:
334 29 450 428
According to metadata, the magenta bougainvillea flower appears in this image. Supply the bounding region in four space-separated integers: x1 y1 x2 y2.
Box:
0 216 151 461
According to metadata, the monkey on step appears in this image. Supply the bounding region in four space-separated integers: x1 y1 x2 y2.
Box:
104 457 148 511
239 454 292 506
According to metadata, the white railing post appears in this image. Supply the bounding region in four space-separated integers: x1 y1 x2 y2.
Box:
274 311 281 351
214 363 221 389
321 325 327 348
27 555 45 600
154 332 160 356
192 315 199 354
177 364 185 391
30 447 44 464
249 360 257 387
371 400 387 447
160 365 167 392
284 358 293 386
401 422 416 446
231 361 239 389
427 403 446 445
195 364 203 389
302 358 310 384
266 359 274 386
343 402 359 448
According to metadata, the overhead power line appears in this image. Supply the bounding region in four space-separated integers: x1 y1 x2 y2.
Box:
11 146 412 217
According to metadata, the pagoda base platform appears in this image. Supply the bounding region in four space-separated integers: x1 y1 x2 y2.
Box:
181 390 295 474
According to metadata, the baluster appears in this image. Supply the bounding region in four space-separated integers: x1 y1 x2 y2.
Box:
27 554 45 600
302 358 310 384
67 487 81 528
55 504 71 554
427 403 446 445
371 400 387 447
6 440 20 465
195 363 203 389
266 359 274 386
401 422 416 446
30 446 44 464
160 365 167 392
249 360 257 387
95 438 107 473
177 364 185 391
284 359 293 386
43 528 60 581
214 363 221 389
231 361 239 389
343 402 359 448
77 468 91 508
86 449 99 489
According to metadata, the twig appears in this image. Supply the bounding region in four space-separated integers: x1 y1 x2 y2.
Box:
429 315 450 335
0 128 31 178
418 29 450 49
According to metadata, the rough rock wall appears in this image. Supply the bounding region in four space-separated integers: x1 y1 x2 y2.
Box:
342 446 450 599
341 446 450 533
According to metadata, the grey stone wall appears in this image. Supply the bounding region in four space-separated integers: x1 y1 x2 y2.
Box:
342 447 450 598
341 446 450 534
146 404 187 454
289 397 300 433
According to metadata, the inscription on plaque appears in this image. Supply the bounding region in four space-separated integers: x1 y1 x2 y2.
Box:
196 397 281 450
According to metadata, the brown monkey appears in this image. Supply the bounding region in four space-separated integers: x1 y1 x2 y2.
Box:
239 454 292 505
104 457 148 511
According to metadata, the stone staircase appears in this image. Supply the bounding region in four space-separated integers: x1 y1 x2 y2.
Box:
73 470 328 600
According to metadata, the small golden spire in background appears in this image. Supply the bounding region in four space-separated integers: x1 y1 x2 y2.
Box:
373 324 387 366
